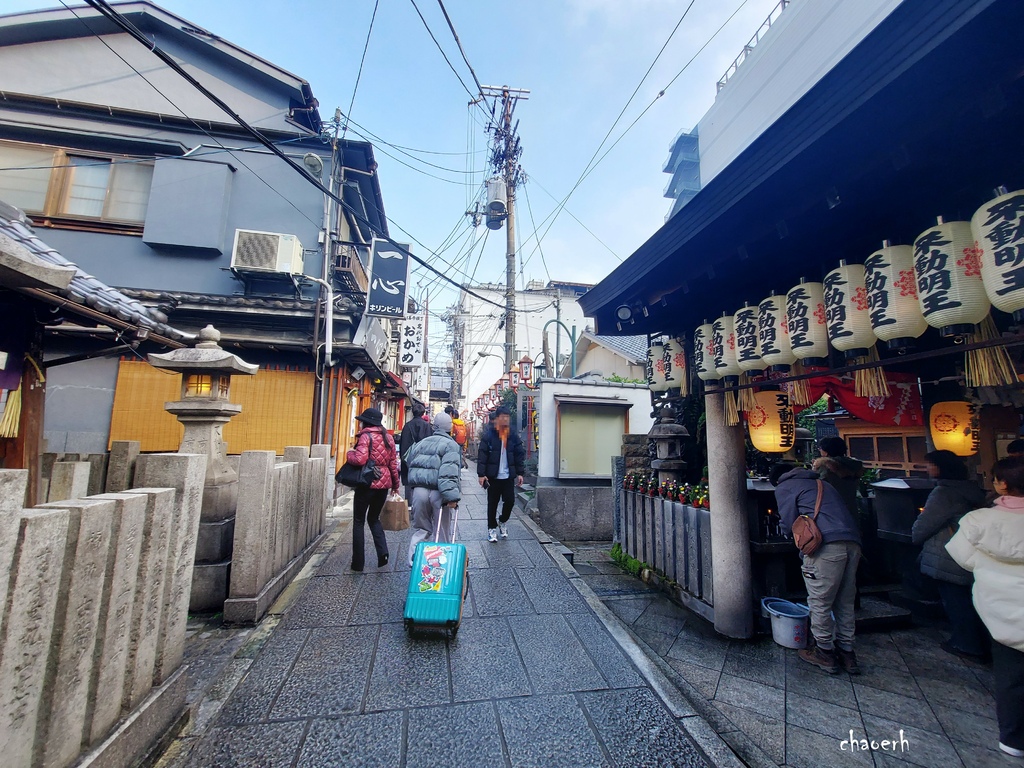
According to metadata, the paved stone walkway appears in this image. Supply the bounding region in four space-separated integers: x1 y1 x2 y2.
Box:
568 544 1014 768
160 475 735 768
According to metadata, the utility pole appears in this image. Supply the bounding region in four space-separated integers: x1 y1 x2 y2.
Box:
482 85 528 371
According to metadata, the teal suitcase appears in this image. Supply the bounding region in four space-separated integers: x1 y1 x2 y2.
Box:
403 506 468 637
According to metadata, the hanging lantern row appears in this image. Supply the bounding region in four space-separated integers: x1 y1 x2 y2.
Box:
693 322 719 382
972 187 1024 321
733 304 763 371
913 217 990 338
711 314 741 378
757 294 796 368
786 280 829 365
645 337 689 392
823 261 877 359
863 242 929 349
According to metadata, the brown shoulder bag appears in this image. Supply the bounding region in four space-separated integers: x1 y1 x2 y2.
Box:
792 480 824 556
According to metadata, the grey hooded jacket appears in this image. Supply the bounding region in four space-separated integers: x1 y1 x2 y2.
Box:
405 431 462 504
912 479 986 585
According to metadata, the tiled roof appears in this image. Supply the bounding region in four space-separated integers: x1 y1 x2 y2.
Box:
583 331 647 364
0 203 190 342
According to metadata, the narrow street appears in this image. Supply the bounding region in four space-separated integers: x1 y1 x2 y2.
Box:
158 471 732 768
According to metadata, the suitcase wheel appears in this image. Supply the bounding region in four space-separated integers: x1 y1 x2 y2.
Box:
404 618 414 635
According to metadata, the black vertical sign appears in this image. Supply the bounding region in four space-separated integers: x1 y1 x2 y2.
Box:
366 238 411 318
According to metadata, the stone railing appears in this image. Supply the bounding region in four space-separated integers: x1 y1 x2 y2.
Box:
41 440 141 504
620 491 714 622
223 444 333 624
0 452 205 768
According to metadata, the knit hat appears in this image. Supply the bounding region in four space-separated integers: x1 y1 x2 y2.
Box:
433 412 453 434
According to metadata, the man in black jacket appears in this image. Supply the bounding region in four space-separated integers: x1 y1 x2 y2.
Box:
477 406 525 542
399 402 433 498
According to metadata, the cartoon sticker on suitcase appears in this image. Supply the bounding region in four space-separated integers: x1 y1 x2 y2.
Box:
418 544 452 592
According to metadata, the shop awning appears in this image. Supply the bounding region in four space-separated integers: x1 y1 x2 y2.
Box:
580 0 1024 337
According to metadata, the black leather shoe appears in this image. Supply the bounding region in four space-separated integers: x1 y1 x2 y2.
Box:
351 564 363 572
377 552 389 568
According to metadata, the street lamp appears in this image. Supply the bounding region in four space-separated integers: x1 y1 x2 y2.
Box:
541 319 577 377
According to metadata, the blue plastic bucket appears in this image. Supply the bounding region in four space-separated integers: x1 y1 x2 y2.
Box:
763 599 810 649
760 597 787 619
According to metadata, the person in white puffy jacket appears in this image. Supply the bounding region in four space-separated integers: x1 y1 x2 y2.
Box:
947 456 1024 759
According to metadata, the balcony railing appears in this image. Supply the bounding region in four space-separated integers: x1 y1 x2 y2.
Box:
716 0 791 94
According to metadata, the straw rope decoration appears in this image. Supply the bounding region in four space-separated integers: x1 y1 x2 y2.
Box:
738 372 758 413
725 388 740 427
855 346 891 399
966 315 1018 388
0 385 21 438
786 361 813 406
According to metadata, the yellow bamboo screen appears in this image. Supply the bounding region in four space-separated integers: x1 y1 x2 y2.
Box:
108 360 315 454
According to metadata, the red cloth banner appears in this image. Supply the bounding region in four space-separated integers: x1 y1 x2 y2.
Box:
789 372 923 427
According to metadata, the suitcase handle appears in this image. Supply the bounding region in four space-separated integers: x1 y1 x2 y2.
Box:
435 502 459 542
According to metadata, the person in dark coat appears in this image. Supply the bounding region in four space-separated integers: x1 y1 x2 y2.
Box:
346 407 401 572
912 449 990 660
813 436 864 517
477 406 526 542
771 462 863 675
399 402 433 498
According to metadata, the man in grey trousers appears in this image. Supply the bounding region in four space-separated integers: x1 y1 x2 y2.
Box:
404 412 463 567
771 462 863 675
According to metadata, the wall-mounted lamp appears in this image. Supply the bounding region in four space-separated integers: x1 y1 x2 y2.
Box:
351 366 366 381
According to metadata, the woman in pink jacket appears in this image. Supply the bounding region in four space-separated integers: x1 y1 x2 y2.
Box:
346 408 401 571
947 456 1024 758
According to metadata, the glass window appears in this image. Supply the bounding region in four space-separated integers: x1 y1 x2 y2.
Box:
0 144 55 212
907 436 928 464
848 436 873 461
877 436 906 463
62 156 111 217
107 161 154 221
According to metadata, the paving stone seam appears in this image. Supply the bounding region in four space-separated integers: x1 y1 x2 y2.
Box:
573 689 620 767
288 716 314 768
567 572 751 768
503 614 539 699
263 628 313 724
488 698 515 768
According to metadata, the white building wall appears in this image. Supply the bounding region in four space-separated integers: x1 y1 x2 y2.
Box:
696 0 903 187
459 284 588 408
536 380 653 479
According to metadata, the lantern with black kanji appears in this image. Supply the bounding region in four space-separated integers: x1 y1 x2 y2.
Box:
824 261 877 359
757 293 797 370
929 401 980 456
863 242 928 349
663 337 688 393
786 280 829 365
914 217 990 337
747 390 796 453
712 313 741 378
647 341 668 391
972 188 1024 321
733 304 763 372
693 323 720 381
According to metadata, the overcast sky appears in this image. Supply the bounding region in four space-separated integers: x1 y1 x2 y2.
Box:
7 0 783 356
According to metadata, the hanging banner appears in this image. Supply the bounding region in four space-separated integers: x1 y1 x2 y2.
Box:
399 314 425 368
792 372 924 427
366 238 412 318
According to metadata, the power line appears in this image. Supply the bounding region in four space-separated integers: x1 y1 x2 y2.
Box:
83 0 508 312
343 0 380 138
435 0 485 97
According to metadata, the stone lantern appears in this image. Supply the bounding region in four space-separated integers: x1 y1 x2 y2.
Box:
647 405 690 486
149 324 257 610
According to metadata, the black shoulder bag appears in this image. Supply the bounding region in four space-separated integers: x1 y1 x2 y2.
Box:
336 432 383 488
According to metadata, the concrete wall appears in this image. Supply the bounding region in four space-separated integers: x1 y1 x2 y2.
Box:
694 0 903 187
43 353 119 455
535 379 654 480
570 344 645 381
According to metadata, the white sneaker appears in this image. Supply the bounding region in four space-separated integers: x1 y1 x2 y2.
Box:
498 522 508 538
1000 743 1024 758
488 528 498 543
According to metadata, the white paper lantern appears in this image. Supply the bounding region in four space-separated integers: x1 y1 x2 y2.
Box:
733 304 763 371
914 217 990 337
712 314 741 378
647 342 668 391
757 294 797 369
972 188 1024 320
786 280 829 364
823 262 878 359
863 242 929 349
693 323 720 381
663 337 687 389
747 390 796 453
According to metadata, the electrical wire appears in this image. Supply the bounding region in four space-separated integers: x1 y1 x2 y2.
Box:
82 0 508 312
343 0 380 138
435 0 485 98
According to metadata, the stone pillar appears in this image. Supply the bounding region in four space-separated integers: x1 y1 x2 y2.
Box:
311 443 333 530
105 440 140 493
86 453 108 497
273 463 298 573
284 447 310 554
704 389 754 639
47 460 90 502
228 451 276 601
0 470 28 618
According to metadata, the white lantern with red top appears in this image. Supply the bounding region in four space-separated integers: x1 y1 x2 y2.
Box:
914 217 990 337
647 341 669 391
733 304 763 372
693 323 720 381
863 242 928 349
757 293 797 370
712 313 741 379
823 261 878 359
786 279 829 365
972 188 1024 321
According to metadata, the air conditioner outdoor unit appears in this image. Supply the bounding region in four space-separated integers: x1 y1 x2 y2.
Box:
230 229 304 274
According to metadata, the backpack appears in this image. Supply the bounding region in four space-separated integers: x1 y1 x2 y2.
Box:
792 480 824 556
452 419 468 446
